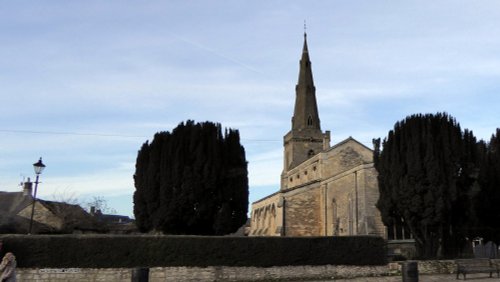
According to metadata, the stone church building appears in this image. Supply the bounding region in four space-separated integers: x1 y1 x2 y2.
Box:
249 34 385 237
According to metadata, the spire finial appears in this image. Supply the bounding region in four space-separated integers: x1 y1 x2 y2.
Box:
304 20 307 37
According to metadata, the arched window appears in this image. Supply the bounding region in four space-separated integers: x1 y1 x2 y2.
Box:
254 210 260 229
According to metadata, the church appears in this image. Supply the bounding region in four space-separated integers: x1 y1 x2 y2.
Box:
249 33 385 237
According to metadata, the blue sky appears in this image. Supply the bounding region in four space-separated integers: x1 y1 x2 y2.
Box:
2 1 500 217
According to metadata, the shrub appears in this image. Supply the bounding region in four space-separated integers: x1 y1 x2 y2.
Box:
0 234 386 268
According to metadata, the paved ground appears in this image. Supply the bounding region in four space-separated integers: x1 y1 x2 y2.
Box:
312 273 500 281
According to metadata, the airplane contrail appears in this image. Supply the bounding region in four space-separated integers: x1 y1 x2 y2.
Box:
169 32 266 76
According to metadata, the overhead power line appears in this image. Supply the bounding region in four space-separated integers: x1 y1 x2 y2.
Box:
0 129 281 142
0 129 145 138
0 129 374 145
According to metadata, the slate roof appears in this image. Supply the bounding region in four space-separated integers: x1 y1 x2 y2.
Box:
0 191 32 214
37 200 102 231
96 214 134 224
39 200 89 219
0 191 41 233
0 190 104 233
0 213 55 234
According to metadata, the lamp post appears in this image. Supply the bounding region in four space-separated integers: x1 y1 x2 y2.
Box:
28 157 46 234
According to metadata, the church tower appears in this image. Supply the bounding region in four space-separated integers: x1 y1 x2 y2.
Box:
283 33 330 174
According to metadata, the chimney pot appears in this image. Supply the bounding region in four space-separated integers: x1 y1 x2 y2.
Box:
23 180 33 197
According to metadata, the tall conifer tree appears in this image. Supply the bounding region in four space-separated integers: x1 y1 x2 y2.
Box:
133 120 248 235
474 129 500 243
374 113 481 258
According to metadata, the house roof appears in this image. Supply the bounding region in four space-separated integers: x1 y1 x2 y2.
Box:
39 200 88 219
36 200 104 231
0 191 32 214
0 212 55 234
0 190 105 233
96 214 134 224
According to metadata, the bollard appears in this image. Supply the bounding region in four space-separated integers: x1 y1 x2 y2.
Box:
131 267 149 282
401 261 418 282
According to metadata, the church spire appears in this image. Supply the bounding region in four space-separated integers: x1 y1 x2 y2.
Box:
283 32 330 172
292 32 320 131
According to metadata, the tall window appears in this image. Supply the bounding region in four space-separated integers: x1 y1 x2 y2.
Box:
307 115 313 126
332 199 339 235
348 196 354 235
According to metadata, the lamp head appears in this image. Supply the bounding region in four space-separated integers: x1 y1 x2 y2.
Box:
33 158 46 175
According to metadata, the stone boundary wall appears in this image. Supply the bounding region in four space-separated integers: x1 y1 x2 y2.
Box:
417 260 456 274
17 268 131 282
14 261 457 282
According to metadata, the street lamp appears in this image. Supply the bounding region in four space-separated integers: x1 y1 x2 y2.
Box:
28 157 46 234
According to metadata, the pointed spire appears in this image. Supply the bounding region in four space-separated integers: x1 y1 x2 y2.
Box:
283 29 329 171
302 20 308 58
292 31 320 131
298 32 312 85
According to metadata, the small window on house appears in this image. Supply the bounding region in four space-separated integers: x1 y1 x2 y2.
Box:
313 166 317 171
296 174 300 179
308 149 315 157
290 177 293 182
304 170 308 175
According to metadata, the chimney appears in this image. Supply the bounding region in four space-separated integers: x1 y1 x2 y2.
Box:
90 206 96 215
323 131 331 150
23 178 33 197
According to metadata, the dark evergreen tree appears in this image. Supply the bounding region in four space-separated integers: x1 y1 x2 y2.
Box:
133 142 152 232
133 120 248 235
474 129 500 243
374 113 481 258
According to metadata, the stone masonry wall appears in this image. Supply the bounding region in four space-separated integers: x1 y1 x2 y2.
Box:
284 185 322 236
16 268 131 282
360 165 386 237
249 192 282 236
13 261 458 281
15 265 390 282
325 171 355 236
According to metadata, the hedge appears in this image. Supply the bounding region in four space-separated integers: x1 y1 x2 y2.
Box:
0 234 386 268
